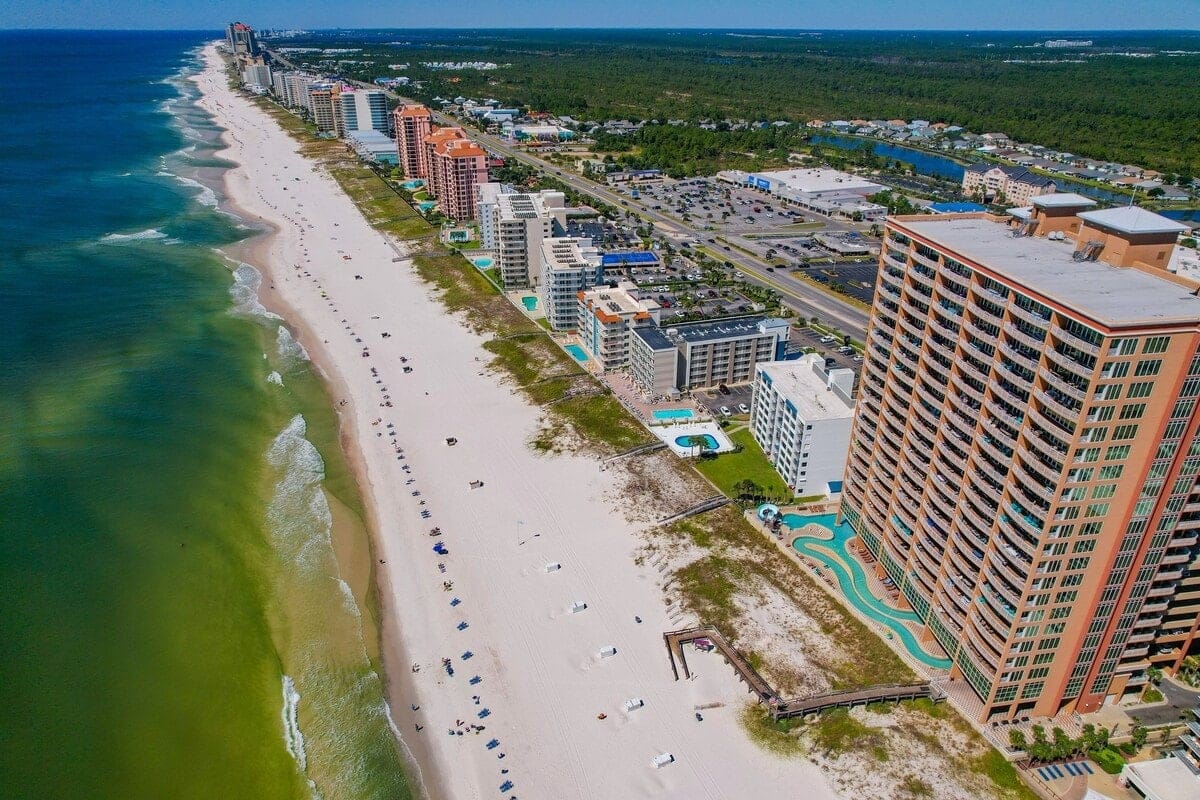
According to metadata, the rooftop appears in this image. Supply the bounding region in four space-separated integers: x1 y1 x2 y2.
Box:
1031 192 1097 209
748 168 883 196
1121 757 1200 800
1079 206 1190 235
757 357 855 421
665 315 788 345
631 325 676 351
900 216 1200 327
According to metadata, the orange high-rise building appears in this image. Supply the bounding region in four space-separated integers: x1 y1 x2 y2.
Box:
842 195 1199 721
430 138 488 221
392 104 432 178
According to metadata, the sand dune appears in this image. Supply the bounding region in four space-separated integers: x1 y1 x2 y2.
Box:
194 44 840 800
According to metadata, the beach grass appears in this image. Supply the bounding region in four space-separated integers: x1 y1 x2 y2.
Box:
665 505 915 693
740 704 805 757
694 427 791 499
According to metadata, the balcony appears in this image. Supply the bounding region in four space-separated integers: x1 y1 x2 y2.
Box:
897 314 927 343
968 301 1005 329
879 266 905 291
1003 321 1045 351
998 340 1041 373
990 377 1030 409
1044 345 1095 380
1016 446 1062 486
928 314 960 343
1039 365 1088 404
1028 403 1077 441
934 439 968 473
1009 302 1051 329
909 266 936 293
1051 324 1101 357
939 269 970 297
1036 387 1082 421
1000 506 1043 551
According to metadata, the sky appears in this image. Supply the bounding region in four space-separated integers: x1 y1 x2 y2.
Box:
2 0 1198 30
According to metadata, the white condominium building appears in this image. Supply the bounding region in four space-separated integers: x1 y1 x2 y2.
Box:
338 90 391 135
241 64 271 89
489 190 569 289
539 237 602 331
476 182 515 249
750 355 856 495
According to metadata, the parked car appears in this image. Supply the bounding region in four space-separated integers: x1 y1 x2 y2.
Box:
839 346 854 355
819 335 835 344
719 405 732 417
737 403 750 414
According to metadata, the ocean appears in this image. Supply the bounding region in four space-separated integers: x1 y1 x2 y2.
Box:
0 31 412 800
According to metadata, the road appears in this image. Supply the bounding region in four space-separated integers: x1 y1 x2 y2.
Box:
267 49 871 339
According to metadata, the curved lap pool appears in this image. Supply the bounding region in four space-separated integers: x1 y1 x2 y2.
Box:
521 295 537 311
783 513 951 669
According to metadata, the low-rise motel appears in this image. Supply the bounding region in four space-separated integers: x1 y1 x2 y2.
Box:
843 193 1200 721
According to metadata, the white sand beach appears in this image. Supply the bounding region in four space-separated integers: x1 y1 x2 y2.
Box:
194 44 841 800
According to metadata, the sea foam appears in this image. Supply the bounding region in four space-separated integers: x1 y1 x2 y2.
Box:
228 262 282 323
281 675 308 772
276 326 310 366
100 229 168 243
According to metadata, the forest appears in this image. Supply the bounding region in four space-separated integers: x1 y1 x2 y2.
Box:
276 29 1200 174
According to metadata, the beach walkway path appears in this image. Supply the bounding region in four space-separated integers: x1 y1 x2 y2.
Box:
663 625 941 719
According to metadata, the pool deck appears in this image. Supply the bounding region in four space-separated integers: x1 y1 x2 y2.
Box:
749 507 951 677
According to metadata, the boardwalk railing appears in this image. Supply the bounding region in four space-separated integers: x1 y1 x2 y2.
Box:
664 624 942 719
658 496 729 525
770 682 941 720
663 626 777 702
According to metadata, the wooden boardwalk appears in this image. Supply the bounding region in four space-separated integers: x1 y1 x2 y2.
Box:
663 624 942 719
663 626 777 702
770 682 941 720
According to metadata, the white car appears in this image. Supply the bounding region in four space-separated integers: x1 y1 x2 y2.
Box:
738 403 750 414
719 406 732 417
819 335 835 344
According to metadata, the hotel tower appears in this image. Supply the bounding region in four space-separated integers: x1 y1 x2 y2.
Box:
842 194 1200 720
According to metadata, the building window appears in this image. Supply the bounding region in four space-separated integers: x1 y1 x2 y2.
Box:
1135 359 1162 377
1111 425 1138 441
1143 337 1170 354
1127 381 1154 399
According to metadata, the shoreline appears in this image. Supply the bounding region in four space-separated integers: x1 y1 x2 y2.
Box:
203 89 443 800
193 42 842 800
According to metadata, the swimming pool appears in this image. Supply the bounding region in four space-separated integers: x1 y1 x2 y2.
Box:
471 256 493 269
417 201 437 212
521 295 537 312
674 434 719 450
400 179 425 191
565 344 589 362
782 512 952 669
653 408 694 421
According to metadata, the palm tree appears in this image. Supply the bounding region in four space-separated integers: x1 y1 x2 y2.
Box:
685 435 711 458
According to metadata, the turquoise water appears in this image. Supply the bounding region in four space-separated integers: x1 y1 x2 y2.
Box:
653 408 694 421
675 434 719 449
565 344 589 361
521 295 538 311
784 514 952 669
471 256 493 268
0 32 411 799
417 200 437 212
400 179 424 190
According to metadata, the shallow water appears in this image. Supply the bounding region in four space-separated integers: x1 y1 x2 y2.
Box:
0 31 411 800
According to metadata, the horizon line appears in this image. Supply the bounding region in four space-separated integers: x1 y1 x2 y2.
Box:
4 26 1200 34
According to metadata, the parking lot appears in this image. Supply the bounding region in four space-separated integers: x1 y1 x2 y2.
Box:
696 383 754 420
790 326 863 373
803 262 878 304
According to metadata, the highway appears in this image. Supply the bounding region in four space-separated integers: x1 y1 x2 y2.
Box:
267 49 871 339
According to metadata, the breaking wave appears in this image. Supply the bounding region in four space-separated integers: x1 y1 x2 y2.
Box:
228 262 282 323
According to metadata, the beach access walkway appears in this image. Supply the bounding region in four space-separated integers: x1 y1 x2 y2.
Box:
663 625 941 720
658 496 729 525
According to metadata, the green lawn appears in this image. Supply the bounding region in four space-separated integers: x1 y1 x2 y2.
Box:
695 427 790 500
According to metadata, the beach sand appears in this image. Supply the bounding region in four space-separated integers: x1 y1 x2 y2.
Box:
194 44 841 800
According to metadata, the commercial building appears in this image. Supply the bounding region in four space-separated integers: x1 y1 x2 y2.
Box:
577 284 661 371
750 355 856 495
841 201 1199 721
484 190 569 289
962 163 1057 205
629 316 790 397
338 90 390 136
733 168 886 219
226 22 260 57
393 104 432 178
539 237 602 331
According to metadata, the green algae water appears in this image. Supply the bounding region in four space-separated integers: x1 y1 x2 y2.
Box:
0 32 412 800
